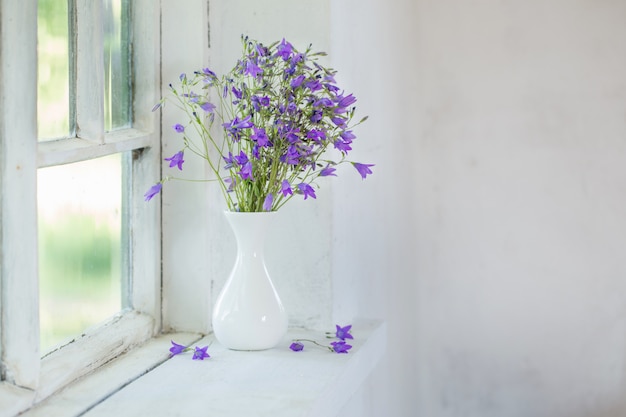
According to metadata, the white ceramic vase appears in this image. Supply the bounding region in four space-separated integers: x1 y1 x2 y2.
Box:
211 211 288 350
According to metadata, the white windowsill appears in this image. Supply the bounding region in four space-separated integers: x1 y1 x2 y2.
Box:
20 319 386 417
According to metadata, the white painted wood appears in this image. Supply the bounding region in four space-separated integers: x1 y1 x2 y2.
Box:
73 0 105 142
22 333 202 417
85 320 385 417
33 1 160 403
36 311 154 402
125 0 161 328
0 2 160 411
37 129 152 168
0 383 36 417
0 0 40 390
20 320 385 417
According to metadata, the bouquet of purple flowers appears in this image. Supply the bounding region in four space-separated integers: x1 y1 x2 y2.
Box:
146 36 373 211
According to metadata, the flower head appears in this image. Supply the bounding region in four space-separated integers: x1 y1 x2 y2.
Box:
192 345 211 360
148 36 371 212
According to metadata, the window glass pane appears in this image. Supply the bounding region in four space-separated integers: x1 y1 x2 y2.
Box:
37 0 71 140
104 0 131 131
38 154 123 354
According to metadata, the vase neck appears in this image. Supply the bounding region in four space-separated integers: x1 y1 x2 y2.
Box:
224 211 276 253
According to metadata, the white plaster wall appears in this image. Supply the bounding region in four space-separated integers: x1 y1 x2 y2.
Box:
332 0 626 416
165 0 626 416
330 0 419 415
161 0 213 332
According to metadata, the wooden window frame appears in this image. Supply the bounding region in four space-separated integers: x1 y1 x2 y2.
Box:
0 0 161 413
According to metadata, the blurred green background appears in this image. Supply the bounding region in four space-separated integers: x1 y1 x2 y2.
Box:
37 0 128 353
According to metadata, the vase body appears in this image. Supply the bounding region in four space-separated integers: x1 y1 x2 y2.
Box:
212 211 288 350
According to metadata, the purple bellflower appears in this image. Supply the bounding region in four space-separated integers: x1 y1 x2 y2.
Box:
223 152 235 169
330 341 352 354
239 161 254 180
231 86 243 100
353 162 375 179
168 341 211 361
290 74 305 88
281 180 293 197
200 101 216 112
234 151 249 166
335 324 353 340
320 165 337 177
223 115 253 140
144 183 162 201
251 127 270 147
277 38 293 61
165 151 185 170
192 346 211 360
169 341 187 356
148 36 372 212
335 93 357 111
298 183 316 200
334 138 352 153
245 59 263 78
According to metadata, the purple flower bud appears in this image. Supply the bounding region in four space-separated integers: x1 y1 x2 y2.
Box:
290 342 304 352
263 193 273 211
